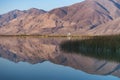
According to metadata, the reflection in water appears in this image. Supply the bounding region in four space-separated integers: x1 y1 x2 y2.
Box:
0 37 120 80
60 36 120 63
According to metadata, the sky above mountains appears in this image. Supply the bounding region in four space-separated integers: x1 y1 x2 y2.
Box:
0 0 84 14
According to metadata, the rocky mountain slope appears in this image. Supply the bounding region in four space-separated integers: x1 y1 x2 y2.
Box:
0 8 46 26
1 0 120 35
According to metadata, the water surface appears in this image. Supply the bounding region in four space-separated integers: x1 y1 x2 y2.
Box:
0 37 120 80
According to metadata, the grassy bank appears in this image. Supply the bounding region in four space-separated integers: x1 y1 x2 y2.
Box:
0 34 93 38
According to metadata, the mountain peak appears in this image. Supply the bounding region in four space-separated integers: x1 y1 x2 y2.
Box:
86 0 120 4
25 8 46 15
28 8 40 11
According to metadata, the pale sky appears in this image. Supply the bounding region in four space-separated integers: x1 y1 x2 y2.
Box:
0 0 84 14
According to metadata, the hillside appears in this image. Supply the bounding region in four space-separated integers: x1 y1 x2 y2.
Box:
1 0 120 35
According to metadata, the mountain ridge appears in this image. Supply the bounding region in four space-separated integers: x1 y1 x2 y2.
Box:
1 0 120 35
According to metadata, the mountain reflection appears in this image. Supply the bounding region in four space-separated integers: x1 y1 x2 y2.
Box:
60 36 120 63
0 37 120 78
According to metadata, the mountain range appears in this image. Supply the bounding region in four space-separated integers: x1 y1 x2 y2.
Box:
1 0 120 35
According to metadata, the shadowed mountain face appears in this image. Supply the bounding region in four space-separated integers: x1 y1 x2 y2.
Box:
0 10 24 27
1 0 120 35
0 37 120 78
0 8 46 27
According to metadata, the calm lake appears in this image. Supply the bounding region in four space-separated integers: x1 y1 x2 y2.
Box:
0 37 120 80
